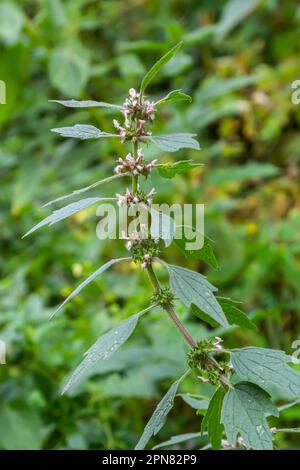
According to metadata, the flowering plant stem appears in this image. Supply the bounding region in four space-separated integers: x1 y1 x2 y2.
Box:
147 264 196 348
131 141 139 194
130 140 197 349
29 43 300 450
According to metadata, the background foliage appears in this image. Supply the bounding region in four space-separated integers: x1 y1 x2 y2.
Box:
0 0 300 450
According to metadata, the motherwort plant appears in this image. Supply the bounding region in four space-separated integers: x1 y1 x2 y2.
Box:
25 43 300 450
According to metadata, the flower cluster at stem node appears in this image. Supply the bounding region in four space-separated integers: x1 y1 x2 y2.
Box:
116 187 155 207
113 88 156 142
187 339 228 386
127 238 161 269
151 287 175 308
114 148 157 177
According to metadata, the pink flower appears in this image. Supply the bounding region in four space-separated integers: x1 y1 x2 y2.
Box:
141 253 152 269
116 193 127 207
129 88 137 98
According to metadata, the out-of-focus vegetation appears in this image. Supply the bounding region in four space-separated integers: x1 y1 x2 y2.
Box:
0 0 300 450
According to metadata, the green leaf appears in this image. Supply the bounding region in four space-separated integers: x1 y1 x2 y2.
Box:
174 228 218 269
217 298 257 331
230 347 300 398
221 382 278 450
216 0 260 41
181 395 209 410
45 0 68 27
183 25 217 45
48 45 89 97
53 257 130 317
61 310 146 394
118 40 164 53
207 162 279 186
0 407 48 450
135 373 186 450
117 53 146 78
155 89 192 106
162 53 192 78
150 208 176 247
0 1 24 45
192 297 257 331
51 124 118 140
149 133 200 152
166 264 228 327
152 432 203 450
196 75 259 104
23 197 104 237
191 304 218 327
201 387 225 450
140 42 182 94
50 99 122 109
42 174 123 207
155 160 202 179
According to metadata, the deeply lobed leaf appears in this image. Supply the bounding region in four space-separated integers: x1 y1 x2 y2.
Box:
166 264 228 327
231 347 300 398
221 382 278 450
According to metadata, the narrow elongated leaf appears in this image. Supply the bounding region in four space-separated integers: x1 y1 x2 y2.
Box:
50 99 122 109
135 373 187 450
155 160 202 179
150 208 175 247
149 133 200 152
183 25 217 45
201 387 225 449
166 264 228 327
152 432 204 450
217 0 260 41
42 175 122 207
221 382 278 450
174 227 218 269
230 347 300 398
207 162 278 186
155 89 192 106
51 124 118 140
53 257 130 317
140 42 182 94
23 197 103 237
62 311 144 394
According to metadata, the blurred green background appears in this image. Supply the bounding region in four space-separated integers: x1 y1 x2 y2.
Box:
0 0 300 450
